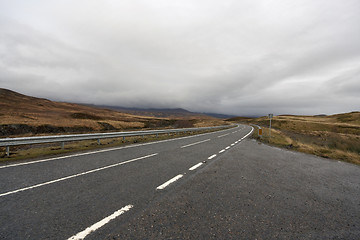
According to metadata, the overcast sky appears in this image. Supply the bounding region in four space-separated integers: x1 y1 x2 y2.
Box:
0 0 359 116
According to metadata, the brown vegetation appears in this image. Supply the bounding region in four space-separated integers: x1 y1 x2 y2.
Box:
229 112 360 165
0 88 227 137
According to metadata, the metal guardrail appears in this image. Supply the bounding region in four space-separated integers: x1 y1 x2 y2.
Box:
0 125 234 156
250 124 262 137
250 124 261 129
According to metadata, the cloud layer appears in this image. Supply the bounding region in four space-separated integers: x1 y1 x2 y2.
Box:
1 0 359 116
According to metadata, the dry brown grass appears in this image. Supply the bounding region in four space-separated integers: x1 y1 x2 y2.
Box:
0 88 228 137
0 89 154 131
1 93 152 129
235 112 360 165
194 119 228 128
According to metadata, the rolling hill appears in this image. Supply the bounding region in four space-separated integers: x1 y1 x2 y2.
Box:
0 88 226 137
83 105 207 118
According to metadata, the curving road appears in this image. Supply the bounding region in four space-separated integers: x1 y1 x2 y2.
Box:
0 124 359 239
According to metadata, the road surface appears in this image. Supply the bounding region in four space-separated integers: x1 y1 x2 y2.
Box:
0 124 359 239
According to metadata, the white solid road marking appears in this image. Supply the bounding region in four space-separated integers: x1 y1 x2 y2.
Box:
67 204 133 240
219 149 225 153
0 126 238 170
217 133 230 138
208 154 217 160
0 149 119 170
0 153 158 198
189 162 203 171
242 127 254 139
181 139 210 148
156 174 184 190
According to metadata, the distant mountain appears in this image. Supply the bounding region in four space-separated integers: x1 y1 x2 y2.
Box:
201 112 237 119
225 116 255 122
84 105 236 119
84 104 213 119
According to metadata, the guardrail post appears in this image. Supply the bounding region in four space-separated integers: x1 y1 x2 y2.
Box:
97 139 100 145
6 146 9 157
123 136 125 141
156 133 158 138
61 142 64 150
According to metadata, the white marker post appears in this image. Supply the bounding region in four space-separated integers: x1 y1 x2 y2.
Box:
268 114 273 141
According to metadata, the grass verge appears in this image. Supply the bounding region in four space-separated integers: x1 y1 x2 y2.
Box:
251 125 360 165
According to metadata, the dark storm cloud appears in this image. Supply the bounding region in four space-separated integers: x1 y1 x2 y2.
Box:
0 0 359 116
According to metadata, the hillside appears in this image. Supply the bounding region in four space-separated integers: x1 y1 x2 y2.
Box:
86 105 210 119
228 112 360 164
0 89 226 137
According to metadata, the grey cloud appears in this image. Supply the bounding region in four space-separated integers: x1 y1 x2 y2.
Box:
0 0 359 116
325 68 360 97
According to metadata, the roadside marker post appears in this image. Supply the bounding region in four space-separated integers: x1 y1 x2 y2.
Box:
258 128 262 138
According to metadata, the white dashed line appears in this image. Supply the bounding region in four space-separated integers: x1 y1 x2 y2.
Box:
208 154 217 160
225 146 230 150
189 162 203 171
217 133 230 138
0 153 158 197
156 174 184 190
181 139 210 148
67 204 133 240
231 144 235 146
219 149 225 153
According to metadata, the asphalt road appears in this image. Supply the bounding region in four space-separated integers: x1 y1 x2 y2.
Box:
0 124 359 239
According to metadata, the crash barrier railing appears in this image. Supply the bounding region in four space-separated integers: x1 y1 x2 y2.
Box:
250 124 262 137
0 125 235 156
